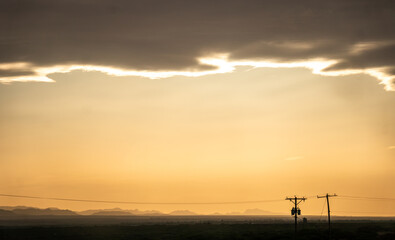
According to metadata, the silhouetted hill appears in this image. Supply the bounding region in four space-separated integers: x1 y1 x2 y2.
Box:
12 207 77 216
78 208 125 215
79 208 166 216
92 211 133 216
0 206 278 216
168 210 197 215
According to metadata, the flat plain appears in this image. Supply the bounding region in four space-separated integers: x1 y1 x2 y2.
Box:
1 216 394 240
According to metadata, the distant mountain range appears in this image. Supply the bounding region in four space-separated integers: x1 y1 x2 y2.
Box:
78 208 166 216
0 206 76 216
92 210 134 216
0 206 277 216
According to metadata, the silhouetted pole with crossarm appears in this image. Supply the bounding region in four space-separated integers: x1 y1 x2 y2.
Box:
286 196 306 239
317 193 337 240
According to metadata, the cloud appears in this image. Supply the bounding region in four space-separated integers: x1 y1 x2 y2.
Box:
389 146 395 150
1 0 394 89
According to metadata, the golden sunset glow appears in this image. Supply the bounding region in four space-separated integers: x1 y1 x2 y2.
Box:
1 66 394 215
1 1 394 221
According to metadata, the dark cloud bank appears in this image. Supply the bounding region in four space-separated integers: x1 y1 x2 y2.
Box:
1 0 394 87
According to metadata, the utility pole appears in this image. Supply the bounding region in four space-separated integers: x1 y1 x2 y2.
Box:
317 193 337 240
286 196 306 239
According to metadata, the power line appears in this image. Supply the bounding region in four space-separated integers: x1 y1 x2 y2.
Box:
2 193 393 206
332 210 390 214
337 195 395 201
305 195 318 199
0 193 284 205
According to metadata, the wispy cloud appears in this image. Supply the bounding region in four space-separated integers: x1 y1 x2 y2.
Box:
388 146 395 150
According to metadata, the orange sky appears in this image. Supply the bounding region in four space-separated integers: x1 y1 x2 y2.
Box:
0 67 394 215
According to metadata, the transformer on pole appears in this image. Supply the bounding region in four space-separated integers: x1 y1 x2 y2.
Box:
285 196 306 239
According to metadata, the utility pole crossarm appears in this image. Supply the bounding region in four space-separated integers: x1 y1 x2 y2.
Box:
317 194 337 198
285 197 306 204
285 197 307 200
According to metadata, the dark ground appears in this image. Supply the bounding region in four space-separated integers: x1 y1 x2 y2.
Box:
0 216 394 240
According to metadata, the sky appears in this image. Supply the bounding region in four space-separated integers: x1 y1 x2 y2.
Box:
0 0 394 215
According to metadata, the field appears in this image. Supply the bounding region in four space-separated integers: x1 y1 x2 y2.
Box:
0 216 394 240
